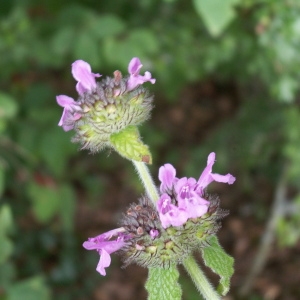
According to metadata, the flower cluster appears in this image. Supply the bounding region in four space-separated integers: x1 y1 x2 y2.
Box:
56 58 155 153
157 152 235 228
83 152 235 276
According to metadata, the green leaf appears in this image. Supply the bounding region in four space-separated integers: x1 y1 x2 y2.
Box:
201 235 234 295
27 182 61 223
110 125 152 163
59 185 75 231
0 164 5 198
0 204 13 235
91 14 125 39
145 266 182 300
7 276 51 300
0 92 18 119
193 0 239 36
0 236 13 265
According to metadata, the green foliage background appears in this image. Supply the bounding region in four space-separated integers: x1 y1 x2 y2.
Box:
1 0 300 299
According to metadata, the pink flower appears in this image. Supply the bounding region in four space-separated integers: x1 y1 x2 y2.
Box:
83 228 128 276
72 60 101 95
127 57 156 91
56 95 82 131
156 152 236 228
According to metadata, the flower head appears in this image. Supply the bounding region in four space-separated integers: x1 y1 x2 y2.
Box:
157 152 236 228
83 227 129 276
56 58 155 156
127 57 156 91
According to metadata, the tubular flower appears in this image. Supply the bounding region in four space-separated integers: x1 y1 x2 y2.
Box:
157 152 236 228
56 58 155 153
127 57 156 91
83 228 129 276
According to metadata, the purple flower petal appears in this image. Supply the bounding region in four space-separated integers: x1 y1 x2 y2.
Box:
158 163 177 193
96 249 111 276
56 95 82 131
157 194 188 228
72 60 101 95
82 227 128 276
197 152 236 194
127 57 156 91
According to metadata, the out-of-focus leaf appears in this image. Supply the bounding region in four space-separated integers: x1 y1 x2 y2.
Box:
27 182 60 223
0 164 4 197
91 15 125 39
0 262 15 288
7 276 51 300
59 185 75 231
0 236 13 265
0 93 18 119
0 204 13 235
193 0 239 36
73 32 101 68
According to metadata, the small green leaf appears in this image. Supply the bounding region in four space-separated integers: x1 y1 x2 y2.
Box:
0 164 5 197
110 125 152 163
27 183 60 223
193 0 239 36
145 266 182 300
0 92 18 119
0 236 13 265
7 276 51 300
201 235 234 295
0 204 14 235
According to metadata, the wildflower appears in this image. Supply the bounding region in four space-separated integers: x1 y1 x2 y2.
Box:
157 152 235 228
71 60 101 95
127 57 156 91
56 58 155 155
56 95 82 131
83 227 129 276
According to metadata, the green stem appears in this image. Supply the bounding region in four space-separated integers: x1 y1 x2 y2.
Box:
132 160 220 300
132 160 159 203
183 256 221 300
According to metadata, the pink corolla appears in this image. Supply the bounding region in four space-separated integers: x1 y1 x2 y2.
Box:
127 57 156 91
56 95 82 131
157 152 236 228
71 60 101 95
83 228 129 276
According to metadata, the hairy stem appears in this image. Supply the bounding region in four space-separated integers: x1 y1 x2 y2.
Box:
183 256 221 300
132 161 159 203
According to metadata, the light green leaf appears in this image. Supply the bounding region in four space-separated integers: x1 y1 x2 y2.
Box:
91 14 125 39
145 266 182 300
0 204 13 235
59 185 75 231
193 0 239 36
27 182 60 223
110 125 152 163
0 236 13 265
7 276 51 300
0 92 18 119
0 164 5 198
201 235 234 295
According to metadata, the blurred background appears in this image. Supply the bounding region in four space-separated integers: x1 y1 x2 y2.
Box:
1 0 300 299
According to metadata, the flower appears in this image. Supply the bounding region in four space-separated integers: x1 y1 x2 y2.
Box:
72 60 101 95
127 57 156 91
83 227 129 276
56 95 82 131
157 152 236 228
